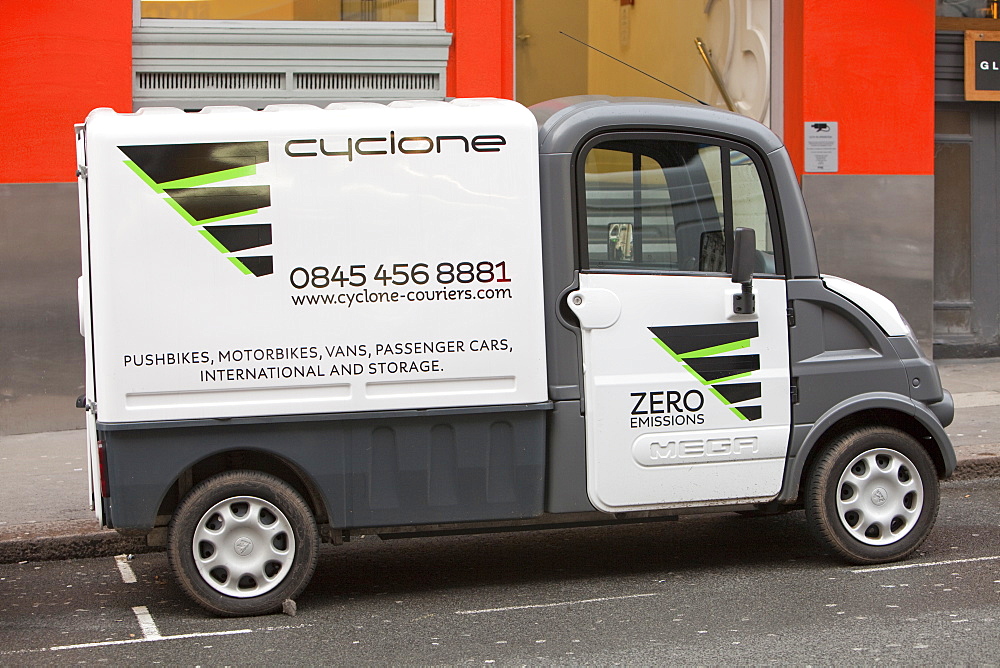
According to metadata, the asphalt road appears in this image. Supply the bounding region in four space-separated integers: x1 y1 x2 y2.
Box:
2 477 999 665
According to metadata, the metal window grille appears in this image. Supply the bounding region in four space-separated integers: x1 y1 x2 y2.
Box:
294 72 438 91
136 72 286 91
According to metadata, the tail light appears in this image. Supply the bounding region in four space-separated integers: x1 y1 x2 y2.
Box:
97 439 110 498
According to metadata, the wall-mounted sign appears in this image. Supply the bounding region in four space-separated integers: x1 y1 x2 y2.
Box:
804 121 838 173
965 31 1000 101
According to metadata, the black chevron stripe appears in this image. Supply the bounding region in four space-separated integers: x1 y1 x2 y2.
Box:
236 256 273 277
202 223 272 252
119 141 269 184
649 322 759 356
164 185 271 222
685 354 760 382
734 405 762 421
713 382 762 404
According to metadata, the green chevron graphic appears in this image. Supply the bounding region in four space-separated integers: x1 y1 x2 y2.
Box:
649 323 763 421
119 141 273 277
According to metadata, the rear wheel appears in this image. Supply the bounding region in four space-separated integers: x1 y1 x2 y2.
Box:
805 427 939 564
168 471 319 616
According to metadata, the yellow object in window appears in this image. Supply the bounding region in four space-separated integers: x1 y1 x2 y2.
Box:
140 0 433 22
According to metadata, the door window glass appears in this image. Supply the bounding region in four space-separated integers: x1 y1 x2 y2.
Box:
581 137 776 274
731 150 775 269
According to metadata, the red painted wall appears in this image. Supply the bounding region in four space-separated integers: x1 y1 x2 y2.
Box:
0 2 132 183
0 0 510 183
446 0 514 99
784 3 935 177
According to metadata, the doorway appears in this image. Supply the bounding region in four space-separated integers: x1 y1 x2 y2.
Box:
934 102 1000 355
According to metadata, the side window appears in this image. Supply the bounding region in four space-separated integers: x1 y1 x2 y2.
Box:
581 136 778 274
731 150 776 272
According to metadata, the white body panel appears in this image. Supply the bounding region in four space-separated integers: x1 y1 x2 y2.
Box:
822 275 911 337
79 100 547 423
569 273 791 511
76 125 102 524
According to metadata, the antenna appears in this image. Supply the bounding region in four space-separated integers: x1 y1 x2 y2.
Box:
559 31 709 106
695 38 736 112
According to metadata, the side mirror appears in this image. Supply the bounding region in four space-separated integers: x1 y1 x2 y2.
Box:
731 227 756 314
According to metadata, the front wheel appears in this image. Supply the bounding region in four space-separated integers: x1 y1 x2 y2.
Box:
805 427 940 564
168 471 319 616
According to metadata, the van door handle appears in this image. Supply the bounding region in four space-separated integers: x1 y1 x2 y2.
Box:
567 289 621 329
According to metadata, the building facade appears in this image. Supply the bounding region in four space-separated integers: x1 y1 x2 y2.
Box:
0 1 981 434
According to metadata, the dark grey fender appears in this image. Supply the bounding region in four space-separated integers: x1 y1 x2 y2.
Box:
778 391 957 503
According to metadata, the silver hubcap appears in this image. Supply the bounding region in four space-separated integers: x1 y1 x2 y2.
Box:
192 496 295 598
836 448 923 546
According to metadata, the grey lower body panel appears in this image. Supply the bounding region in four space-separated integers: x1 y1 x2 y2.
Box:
100 406 548 530
545 399 595 514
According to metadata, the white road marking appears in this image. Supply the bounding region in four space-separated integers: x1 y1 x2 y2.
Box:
114 554 137 583
133 605 161 640
2 624 310 656
455 593 659 615
50 605 250 651
851 555 1000 573
49 629 252 651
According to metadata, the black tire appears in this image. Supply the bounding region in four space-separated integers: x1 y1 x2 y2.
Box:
805 427 939 564
168 470 319 617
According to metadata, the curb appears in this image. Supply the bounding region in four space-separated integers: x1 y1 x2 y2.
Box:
0 520 160 565
2 459 998 565
950 456 1000 481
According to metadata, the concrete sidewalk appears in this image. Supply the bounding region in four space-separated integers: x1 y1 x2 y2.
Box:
2 358 999 563
0 430 150 562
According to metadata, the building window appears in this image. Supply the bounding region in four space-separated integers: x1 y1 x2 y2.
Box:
936 1 1000 29
132 0 449 110
937 1 996 18
139 0 438 25
515 0 773 127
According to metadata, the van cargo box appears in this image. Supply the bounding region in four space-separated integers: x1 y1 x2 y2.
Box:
80 100 547 424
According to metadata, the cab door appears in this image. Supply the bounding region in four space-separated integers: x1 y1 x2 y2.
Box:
566 134 791 513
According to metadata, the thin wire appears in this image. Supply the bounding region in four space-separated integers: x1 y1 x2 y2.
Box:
559 31 709 106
